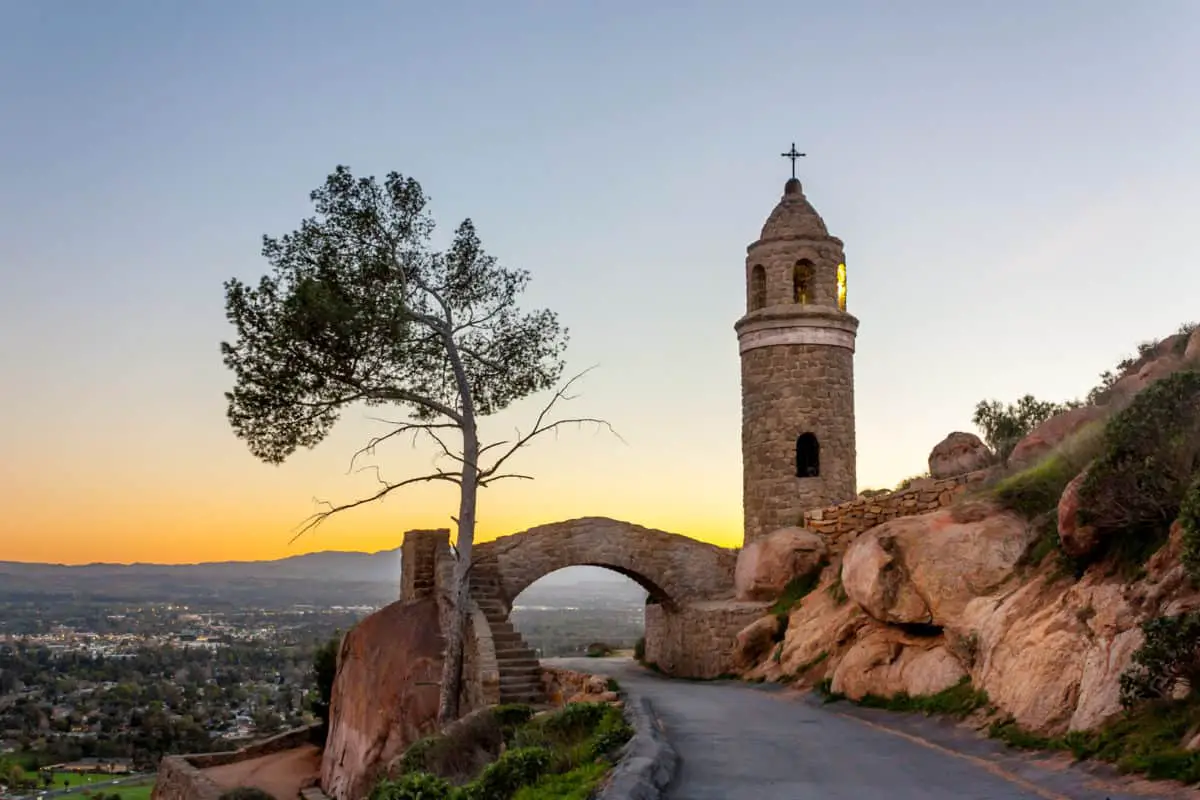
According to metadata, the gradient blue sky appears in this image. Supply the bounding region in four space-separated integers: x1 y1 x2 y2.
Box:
2 1 1199 563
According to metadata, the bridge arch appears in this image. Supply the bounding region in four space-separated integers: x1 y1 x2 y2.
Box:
472 517 737 611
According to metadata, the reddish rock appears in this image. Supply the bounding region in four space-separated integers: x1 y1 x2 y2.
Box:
1009 405 1107 468
1187 328 1200 363
928 432 994 479
1058 468 1101 558
321 598 443 800
735 527 827 601
1110 354 1185 408
733 615 783 669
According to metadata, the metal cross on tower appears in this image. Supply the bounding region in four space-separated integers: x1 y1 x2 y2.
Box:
780 143 806 178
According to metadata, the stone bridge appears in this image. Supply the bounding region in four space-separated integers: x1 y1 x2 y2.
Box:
400 517 767 709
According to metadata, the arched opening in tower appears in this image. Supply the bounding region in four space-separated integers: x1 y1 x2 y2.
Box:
796 432 820 478
749 264 767 311
793 260 815 305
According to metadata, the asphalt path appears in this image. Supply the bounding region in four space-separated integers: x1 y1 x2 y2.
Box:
550 657 1197 800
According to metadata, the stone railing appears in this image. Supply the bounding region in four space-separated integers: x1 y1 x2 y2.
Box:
460 599 501 712
804 470 988 554
152 725 321 800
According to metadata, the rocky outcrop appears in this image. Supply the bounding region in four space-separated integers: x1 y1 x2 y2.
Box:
1057 469 1101 557
928 432 994 479
321 598 443 800
1009 406 1107 468
540 666 622 706
1187 327 1200 363
830 626 967 700
733 615 783 669
840 503 1035 628
734 527 827 601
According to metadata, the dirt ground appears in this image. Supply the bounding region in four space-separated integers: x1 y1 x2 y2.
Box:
204 744 321 800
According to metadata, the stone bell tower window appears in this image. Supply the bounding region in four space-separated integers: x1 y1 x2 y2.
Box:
796 432 820 478
749 264 767 311
793 260 815 305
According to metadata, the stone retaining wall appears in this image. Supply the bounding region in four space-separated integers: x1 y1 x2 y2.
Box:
643 600 770 679
152 726 320 800
803 470 987 554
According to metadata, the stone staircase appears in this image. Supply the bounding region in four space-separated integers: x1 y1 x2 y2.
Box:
471 562 545 705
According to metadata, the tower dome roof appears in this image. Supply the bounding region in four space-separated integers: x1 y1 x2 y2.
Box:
758 178 829 241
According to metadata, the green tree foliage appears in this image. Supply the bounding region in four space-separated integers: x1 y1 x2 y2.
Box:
1120 612 1200 708
309 634 339 741
972 395 1075 464
1077 370 1200 561
220 166 604 723
1181 477 1200 582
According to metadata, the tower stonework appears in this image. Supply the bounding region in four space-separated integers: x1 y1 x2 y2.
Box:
735 177 859 545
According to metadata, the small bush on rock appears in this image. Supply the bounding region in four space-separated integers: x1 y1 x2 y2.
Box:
1120 612 1200 708
769 562 826 617
370 773 452 800
973 394 1075 464
1078 370 1200 564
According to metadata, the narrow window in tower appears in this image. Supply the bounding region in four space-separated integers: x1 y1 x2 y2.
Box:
749 264 767 311
796 433 820 478
837 263 847 311
793 260 815 304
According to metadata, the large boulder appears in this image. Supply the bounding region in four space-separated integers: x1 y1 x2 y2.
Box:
735 527 828 601
829 626 967 700
928 432 994 479
841 503 1034 628
1008 405 1107 469
733 615 783 669
321 598 443 800
1057 468 1102 557
1187 327 1200 363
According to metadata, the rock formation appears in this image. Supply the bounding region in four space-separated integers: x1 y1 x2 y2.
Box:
733 326 1200 736
734 527 827 602
321 597 443 800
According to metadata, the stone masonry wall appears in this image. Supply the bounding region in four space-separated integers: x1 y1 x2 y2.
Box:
476 517 737 607
644 600 769 679
460 601 500 713
401 528 448 602
804 470 988 555
741 343 856 545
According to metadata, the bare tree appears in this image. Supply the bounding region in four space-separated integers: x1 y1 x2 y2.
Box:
220 165 609 723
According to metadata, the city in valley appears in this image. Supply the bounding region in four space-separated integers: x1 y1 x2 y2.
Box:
0 557 645 799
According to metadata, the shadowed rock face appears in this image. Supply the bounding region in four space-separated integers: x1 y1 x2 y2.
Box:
321 597 443 800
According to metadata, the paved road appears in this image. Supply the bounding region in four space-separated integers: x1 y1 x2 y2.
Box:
550 657 1194 800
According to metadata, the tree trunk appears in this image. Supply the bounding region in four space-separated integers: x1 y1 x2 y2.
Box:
437 338 480 725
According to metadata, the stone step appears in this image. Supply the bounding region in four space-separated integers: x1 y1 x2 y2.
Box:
500 690 545 704
492 632 525 644
495 648 538 662
300 788 332 800
495 658 539 670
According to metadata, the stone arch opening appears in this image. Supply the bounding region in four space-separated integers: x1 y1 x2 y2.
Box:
793 259 815 304
749 264 767 311
508 565 650 658
796 432 820 478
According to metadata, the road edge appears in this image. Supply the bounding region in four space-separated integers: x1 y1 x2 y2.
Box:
598 693 679 800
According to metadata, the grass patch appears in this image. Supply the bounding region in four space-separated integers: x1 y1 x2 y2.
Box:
990 697 1200 785
855 677 990 719
993 453 1079 519
377 702 632 799
827 572 848 605
770 563 827 617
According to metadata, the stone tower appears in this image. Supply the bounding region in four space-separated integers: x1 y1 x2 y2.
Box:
735 175 859 545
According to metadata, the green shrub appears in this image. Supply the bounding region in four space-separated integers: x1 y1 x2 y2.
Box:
1078 370 1200 564
973 395 1073 464
1181 476 1200 582
584 642 611 658
511 762 607 800
1119 612 1200 708
394 711 504 783
490 704 534 733
856 677 989 719
461 747 550 800
370 773 453 800
309 633 340 743
633 637 645 662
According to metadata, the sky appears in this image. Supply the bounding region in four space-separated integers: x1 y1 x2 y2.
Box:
2 1 1199 565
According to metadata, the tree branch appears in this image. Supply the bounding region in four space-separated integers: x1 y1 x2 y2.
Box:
290 470 460 543
477 367 623 483
348 418 461 473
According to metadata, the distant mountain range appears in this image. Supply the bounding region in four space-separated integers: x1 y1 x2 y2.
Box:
0 547 405 584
